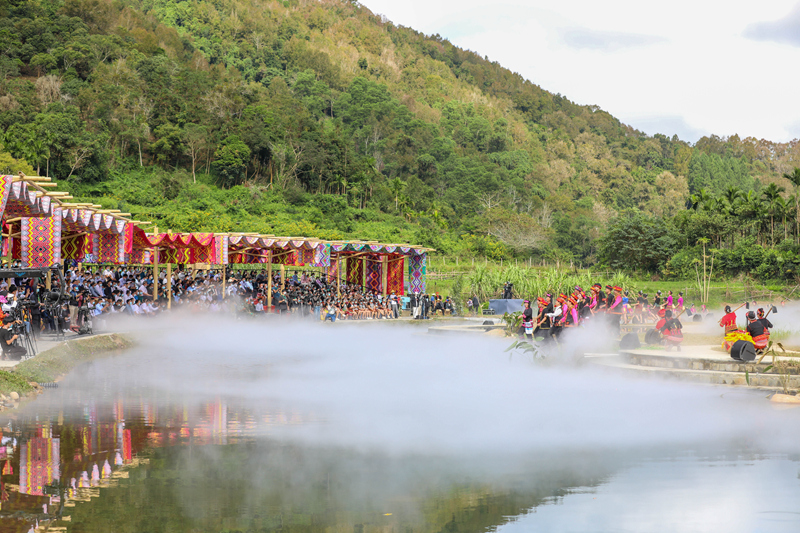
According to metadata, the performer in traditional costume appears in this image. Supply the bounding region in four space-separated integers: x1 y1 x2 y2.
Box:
607 286 623 335
659 309 683 351
746 311 770 352
521 300 534 340
652 291 662 309
534 294 553 338
665 290 674 309
719 305 738 335
757 308 773 331
548 294 567 340
676 292 685 314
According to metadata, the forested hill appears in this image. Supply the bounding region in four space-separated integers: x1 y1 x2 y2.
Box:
0 0 798 264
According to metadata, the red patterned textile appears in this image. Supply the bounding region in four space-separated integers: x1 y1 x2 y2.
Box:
62 235 87 262
21 210 62 268
327 257 340 284
387 255 405 295
365 255 382 293
346 257 364 286
95 234 118 263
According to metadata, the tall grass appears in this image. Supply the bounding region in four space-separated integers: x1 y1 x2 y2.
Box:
459 265 636 303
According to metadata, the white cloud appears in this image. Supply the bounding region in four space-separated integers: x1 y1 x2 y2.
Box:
361 0 800 143
745 2 800 46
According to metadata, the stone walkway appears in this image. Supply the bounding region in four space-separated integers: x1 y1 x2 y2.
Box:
0 330 84 369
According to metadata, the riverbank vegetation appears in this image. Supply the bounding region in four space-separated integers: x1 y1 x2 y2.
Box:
0 0 798 283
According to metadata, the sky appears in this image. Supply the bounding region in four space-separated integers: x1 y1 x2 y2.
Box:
360 0 800 144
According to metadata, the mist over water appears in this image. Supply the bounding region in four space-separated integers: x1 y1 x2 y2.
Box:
87 316 800 456
12 316 800 532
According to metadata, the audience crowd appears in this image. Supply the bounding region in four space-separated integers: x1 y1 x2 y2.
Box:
0 265 456 334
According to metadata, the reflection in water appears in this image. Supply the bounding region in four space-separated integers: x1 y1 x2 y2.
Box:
0 320 796 532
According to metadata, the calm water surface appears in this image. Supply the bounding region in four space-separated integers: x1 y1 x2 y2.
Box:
0 321 798 533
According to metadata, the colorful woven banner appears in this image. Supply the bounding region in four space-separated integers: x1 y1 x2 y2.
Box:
298 247 314 266
126 248 151 264
346 257 364 286
96 233 123 263
311 243 330 267
213 235 229 264
388 255 405 295
365 255 382 293
190 245 213 264
273 250 299 266
327 256 340 284
408 253 426 294
62 235 87 262
21 210 62 268
0 175 13 217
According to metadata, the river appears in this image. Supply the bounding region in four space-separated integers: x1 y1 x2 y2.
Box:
1 318 799 532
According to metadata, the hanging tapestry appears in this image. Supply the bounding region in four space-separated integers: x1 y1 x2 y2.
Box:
327 256 340 284
213 235 229 265
21 210 62 268
0 175 13 218
96 233 122 264
387 255 405 295
408 253 426 294
62 234 87 262
365 255 382 294
298 247 314 266
346 257 364 286
311 243 330 268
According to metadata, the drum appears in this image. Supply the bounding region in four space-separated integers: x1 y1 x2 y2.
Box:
644 328 661 345
730 340 756 362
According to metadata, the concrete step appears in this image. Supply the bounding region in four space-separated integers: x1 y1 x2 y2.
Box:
620 351 800 374
590 356 800 390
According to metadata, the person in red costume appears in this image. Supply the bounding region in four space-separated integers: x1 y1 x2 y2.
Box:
607 286 623 335
659 309 683 352
718 305 738 335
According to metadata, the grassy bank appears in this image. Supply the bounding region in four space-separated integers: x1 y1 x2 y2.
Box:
0 333 135 396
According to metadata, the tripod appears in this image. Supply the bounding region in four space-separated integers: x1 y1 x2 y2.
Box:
9 308 37 359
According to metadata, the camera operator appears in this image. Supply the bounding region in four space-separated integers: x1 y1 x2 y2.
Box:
0 317 26 360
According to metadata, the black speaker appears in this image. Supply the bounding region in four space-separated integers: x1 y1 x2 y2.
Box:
730 340 756 362
692 314 703 322
620 332 641 349
644 328 661 345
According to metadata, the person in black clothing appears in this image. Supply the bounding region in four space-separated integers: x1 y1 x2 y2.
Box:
0 317 26 360
502 282 514 299
746 310 770 352
757 308 773 331
534 294 552 338
521 300 534 340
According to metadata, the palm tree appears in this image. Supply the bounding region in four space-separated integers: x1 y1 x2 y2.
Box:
762 182 786 245
775 196 789 241
783 168 800 243
740 190 763 243
688 188 713 211
722 185 742 215
388 177 406 210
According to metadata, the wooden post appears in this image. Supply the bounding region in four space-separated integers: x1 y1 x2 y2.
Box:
280 263 285 290
166 262 172 309
153 225 159 302
46 269 52 291
337 255 342 298
166 229 172 309
267 250 273 312
381 255 388 297
153 247 159 301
